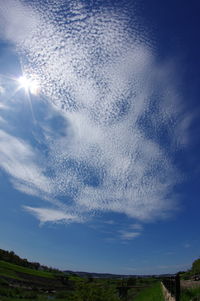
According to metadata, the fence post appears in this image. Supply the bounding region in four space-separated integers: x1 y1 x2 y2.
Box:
175 274 180 301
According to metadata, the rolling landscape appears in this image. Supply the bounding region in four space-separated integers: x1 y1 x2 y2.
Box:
0 249 200 301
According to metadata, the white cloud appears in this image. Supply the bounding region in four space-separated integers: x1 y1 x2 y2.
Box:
0 129 51 198
0 102 8 110
118 223 143 240
0 0 40 43
119 230 141 240
23 206 81 223
0 0 186 225
0 86 4 95
130 224 143 230
0 116 6 123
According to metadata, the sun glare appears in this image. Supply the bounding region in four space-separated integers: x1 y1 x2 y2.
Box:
18 76 40 95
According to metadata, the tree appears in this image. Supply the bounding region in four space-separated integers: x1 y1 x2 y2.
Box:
192 258 200 274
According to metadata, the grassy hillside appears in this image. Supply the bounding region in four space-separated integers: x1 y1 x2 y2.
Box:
0 259 73 300
0 260 55 279
0 257 120 301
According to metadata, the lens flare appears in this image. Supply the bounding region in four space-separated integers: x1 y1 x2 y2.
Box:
18 76 40 95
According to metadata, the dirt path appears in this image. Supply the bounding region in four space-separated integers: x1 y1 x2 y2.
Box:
161 282 175 301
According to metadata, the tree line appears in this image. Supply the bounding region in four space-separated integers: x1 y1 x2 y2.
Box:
0 248 60 273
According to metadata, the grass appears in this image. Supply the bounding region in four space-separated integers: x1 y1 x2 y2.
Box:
0 260 55 279
181 286 200 301
133 282 164 301
0 268 21 280
0 296 59 301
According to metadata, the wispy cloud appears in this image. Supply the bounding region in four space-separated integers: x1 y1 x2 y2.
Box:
0 86 4 95
0 102 8 110
119 230 141 240
184 243 191 249
116 223 143 240
0 116 6 123
23 206 81 223
0 0 188 226
0 129 51 198
130 223 143 231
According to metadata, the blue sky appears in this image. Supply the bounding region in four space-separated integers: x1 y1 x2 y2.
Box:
0 0 200 275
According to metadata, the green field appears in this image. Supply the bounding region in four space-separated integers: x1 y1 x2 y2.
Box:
133 282 164 301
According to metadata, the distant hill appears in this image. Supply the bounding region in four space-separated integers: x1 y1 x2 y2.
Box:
63 270 171 279
64 270 127 279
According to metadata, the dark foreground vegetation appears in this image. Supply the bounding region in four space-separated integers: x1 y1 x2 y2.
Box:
179 257 200 301
181 287 200 301
0 249 200 301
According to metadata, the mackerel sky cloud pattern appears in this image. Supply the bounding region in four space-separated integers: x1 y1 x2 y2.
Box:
0 0 185 225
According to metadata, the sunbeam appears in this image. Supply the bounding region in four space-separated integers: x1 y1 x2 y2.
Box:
18 75 40 95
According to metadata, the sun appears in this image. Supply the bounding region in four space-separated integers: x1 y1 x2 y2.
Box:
18 76 40 95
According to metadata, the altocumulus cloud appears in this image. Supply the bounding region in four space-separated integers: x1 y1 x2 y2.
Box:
0 0 187 224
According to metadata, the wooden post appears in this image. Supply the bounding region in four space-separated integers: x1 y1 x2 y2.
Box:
175 274 180 301
117 286 128 301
